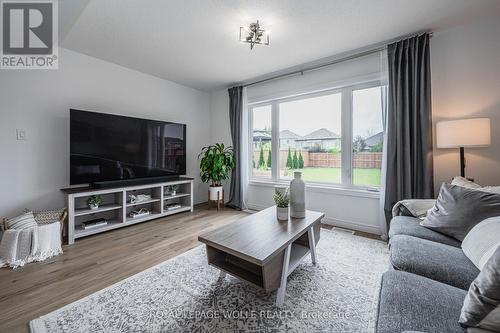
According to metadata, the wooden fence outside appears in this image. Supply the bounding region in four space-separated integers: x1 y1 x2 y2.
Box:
253 150 382 169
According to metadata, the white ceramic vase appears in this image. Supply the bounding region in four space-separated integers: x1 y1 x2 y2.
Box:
290 171 306 218
276 206 289 221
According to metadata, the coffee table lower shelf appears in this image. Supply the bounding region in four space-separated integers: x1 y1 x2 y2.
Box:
204 224 319 306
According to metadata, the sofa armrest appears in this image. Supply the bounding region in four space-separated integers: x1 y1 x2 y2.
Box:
392 199 436 218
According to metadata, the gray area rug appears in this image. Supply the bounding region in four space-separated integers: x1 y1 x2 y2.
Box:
30 229 388 333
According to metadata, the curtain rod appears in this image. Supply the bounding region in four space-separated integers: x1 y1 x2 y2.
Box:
242 31 433 88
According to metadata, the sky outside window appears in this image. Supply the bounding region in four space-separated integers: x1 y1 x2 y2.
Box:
279 94 341 136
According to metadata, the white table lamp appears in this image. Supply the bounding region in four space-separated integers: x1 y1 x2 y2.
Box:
436 118 491 178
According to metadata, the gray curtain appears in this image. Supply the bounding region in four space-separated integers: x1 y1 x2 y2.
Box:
226 86 244 209
383 33 434 226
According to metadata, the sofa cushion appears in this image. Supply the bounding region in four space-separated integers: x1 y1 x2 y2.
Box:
389 216 461 247
460 245 500 331
376 270 466 333
421 183 500 241
389 235 479 290
462 216 500 269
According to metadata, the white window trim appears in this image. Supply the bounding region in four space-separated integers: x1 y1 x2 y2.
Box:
248 80 383 194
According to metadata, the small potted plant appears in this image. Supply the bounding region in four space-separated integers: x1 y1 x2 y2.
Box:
198 143 235 203
169 185 178 196
87 195 102 210
273 187 290 221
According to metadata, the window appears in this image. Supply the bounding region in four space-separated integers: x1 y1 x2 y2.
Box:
352 86 384 187
251 105 272 179
279 93 342 183
249 81 385 189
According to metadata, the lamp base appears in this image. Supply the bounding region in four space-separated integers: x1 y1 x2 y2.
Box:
459 147 474 181
460 147 465 178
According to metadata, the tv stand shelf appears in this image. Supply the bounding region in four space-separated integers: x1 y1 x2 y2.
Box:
74 204 123 217
126 198 161 207
62 178 194 244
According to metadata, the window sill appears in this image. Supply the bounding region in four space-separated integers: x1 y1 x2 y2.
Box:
248 179 380 199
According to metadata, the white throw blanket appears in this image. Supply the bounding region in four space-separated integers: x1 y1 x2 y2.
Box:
0 222 62 268
392 199 436 219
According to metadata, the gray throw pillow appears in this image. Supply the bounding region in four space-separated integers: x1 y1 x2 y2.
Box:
462 217 500 269
421 183 500 241
460 245 500 331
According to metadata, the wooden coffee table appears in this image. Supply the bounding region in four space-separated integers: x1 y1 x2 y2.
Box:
198 206 324 306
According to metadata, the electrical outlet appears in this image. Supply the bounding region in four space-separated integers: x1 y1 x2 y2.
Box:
16 129 26 140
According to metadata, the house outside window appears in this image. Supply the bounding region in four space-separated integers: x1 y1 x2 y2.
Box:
279 130 300 149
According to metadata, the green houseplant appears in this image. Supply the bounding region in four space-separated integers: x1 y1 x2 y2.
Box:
87 195 102 210
198 143 235 202
273 187 290 220
166 185 179 196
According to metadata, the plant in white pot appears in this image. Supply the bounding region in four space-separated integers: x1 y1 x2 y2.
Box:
87 195 102 210
273 187 290 221
170 185 178 196
198 143 235 203
166 185 179 196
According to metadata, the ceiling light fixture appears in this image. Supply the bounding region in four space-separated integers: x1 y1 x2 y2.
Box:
239 20 269 50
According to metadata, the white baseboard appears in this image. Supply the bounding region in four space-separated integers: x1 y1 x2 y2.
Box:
246 203 382 236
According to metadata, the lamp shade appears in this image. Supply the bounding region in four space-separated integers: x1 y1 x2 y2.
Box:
436 118 491 148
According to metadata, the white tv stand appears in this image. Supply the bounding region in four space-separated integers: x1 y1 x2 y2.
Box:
62 178 194 245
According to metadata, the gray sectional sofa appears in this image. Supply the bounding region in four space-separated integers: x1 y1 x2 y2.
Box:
375 216 481 333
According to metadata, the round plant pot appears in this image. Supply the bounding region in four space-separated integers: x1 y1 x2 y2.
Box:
276 206 289 221
209 186 223 201
89 204 99 210
171 190 176 196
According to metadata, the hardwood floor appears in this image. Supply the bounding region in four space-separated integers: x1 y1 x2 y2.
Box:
0 206 380 332
0 206 248 333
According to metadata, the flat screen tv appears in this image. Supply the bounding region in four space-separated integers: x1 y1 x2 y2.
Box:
70 109 186 185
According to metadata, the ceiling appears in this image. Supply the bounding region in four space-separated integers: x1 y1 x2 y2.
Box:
60 0 500 91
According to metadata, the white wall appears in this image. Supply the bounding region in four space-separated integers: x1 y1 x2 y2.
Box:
0 48 211 218
431 16 500 190
245 183 380 234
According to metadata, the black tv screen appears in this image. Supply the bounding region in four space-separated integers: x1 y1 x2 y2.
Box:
70 109 186 185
